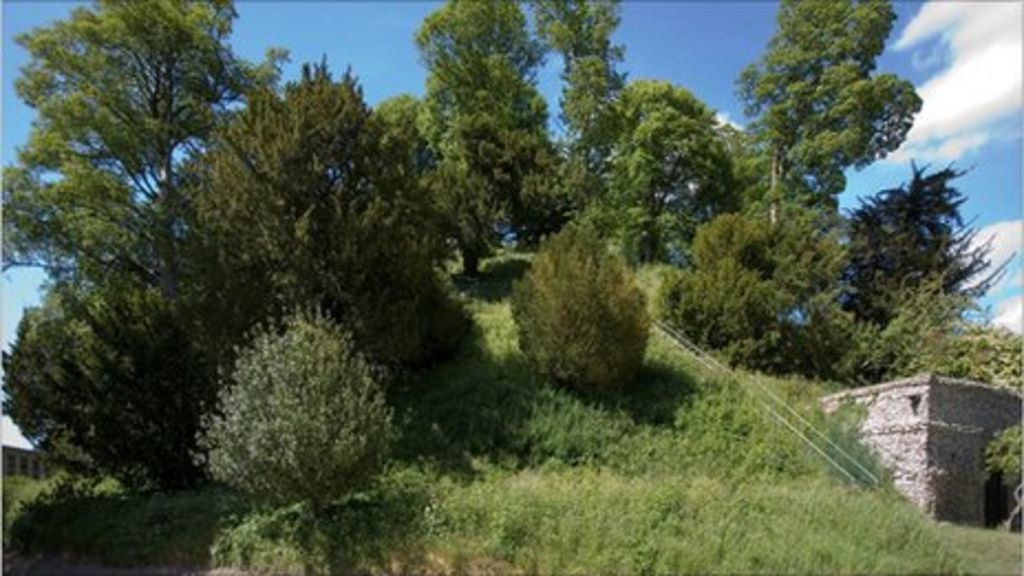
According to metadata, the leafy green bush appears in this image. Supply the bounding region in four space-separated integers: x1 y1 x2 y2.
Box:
657 209 853 380
203 311 394 509
211 466 435 574
950 326 1023 391
3 476 50 543
842 277 1022 387
986 425 1022 488
512 226 649 391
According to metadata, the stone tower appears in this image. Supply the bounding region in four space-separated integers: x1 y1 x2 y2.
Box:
822 374 1021 526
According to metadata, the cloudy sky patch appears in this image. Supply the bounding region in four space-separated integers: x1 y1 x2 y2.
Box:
890 2 1022 163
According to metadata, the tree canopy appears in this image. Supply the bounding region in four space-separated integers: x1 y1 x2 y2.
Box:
416 0 557 271
2 0 279 297
600 80 736 263
738 0 921 213
534 0 625 198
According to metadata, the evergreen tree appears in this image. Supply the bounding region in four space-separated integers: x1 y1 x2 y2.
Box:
659 207 853 379
844 164 1003 326
4 285 213 489
197 63 466 367
738 0 920 217
416 0 556 272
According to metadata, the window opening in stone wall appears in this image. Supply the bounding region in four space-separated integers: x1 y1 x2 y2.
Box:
908 394 921 415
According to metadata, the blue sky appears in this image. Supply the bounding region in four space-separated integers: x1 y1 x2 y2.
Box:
3 2 1021 447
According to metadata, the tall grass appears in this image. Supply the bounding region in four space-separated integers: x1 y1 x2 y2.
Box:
431 469 962 574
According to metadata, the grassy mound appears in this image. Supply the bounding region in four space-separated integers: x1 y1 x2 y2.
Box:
5 253 1018 574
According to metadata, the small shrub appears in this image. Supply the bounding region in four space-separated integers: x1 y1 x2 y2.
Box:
211 466 435 573
986 425 1022 487
841 277 1005 386
202 311 394 509
949 325 1023 391
512 226 649 391
3 476 51 543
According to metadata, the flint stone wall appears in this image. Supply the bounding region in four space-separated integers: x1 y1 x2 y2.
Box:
822 374 1021 525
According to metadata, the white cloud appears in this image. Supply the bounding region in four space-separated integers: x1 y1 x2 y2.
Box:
2 416 33 450
715 111 742 130
970 219 1023 294
890 2 1022 163
993 294 1023 334
889 131 989 163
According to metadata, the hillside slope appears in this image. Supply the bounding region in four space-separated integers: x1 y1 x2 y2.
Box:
6 253 1019 574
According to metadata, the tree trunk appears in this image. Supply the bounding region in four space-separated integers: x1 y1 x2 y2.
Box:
462 247 481 276
156 158 179 300
769 149 782 225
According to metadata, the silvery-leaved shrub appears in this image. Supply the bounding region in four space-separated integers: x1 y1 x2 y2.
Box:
202 310 393 509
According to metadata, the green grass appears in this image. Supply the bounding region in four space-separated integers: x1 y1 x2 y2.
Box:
8 481 249 567
937 524 1022 576
5 251 1019 574
431 470 961 574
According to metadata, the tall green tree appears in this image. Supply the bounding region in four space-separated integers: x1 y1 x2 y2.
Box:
197 63 466 367
844 164 1003 326
738 0 921 216
600 80 736 263
416 0 555 272
2 0 276 297
1 0 278 491
718 122 771 210
534 0 625 202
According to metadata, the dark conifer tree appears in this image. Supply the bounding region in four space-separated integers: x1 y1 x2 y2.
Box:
844 164 1005 326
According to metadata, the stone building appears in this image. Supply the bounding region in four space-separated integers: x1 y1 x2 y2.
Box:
821 374 1021 526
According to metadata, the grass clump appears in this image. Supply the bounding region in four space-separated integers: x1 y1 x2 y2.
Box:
210 466 436 574
9 482 247 567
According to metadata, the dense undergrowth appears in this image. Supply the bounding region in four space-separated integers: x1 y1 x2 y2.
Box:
2 254 1000 574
